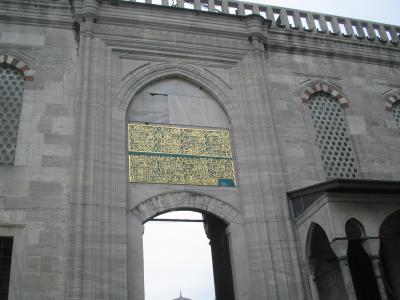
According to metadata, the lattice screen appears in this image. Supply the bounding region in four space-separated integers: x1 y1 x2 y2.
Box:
309 92 359 179
393 103 400 129
0 64 24 164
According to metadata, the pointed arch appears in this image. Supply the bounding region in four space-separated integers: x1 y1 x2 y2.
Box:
115 62 240 125
382 89 400 111
378 208 400 233
300 80 349 108
131 191 242 225
305 221 333 259
305 222 318 259
0 54 34 81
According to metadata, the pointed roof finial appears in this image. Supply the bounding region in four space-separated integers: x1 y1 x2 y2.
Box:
173 290 191 300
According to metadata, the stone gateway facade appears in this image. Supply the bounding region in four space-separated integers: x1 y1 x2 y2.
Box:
0 0 400 299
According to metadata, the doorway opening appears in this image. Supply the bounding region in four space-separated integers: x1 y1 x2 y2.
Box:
143 210 235 300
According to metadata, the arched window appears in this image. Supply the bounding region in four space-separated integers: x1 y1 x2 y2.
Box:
308 92 359 179
393 102 400 129
0 64 24 164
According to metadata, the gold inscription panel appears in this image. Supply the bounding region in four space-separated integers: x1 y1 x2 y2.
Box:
128 123 236 186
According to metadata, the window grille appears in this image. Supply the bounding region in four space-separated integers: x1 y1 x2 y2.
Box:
0 64 24 164
308 92 359 179
393 103 400 129
0 237 13 299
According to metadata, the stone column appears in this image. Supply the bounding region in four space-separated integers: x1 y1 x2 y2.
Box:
305 260 320 300
127 214 145 300
205 215 235 300
330 239 357 300
362 238 388 300
226 223 251 300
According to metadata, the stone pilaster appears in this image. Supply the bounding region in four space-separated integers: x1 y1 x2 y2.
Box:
127 214 145 300
229 15 308 299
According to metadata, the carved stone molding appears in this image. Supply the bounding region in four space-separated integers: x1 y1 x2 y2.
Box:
131 191 242 224
382 89 400 111
299 79 349 108
0 54 34 81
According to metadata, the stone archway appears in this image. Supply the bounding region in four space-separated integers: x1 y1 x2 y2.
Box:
131 192 241 225
127 192 249 300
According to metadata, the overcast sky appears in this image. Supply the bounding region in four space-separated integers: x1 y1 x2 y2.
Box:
142 1 399 300
244 0 399 25
144 211 214 300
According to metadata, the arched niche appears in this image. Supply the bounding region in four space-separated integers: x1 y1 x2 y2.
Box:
125 76 238 207
126 78 229 128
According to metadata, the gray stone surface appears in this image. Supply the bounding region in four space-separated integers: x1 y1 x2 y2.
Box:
0 0 399 299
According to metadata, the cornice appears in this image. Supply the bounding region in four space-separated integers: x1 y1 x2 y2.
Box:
95 5 251 40
107 38 247 68
0 1 74 29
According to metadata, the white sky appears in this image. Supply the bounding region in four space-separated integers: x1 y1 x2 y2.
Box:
244 0 399 26
144 211 215 300
142 1 399 300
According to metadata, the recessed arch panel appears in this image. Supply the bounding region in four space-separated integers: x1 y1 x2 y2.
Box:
116 62 241 126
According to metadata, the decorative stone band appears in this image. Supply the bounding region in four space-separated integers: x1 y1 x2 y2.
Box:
382 90 400 111
301 82 349 108
115 0 400 46
131 191 241 224
0 54 34 81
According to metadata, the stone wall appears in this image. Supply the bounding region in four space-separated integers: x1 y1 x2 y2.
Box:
0 0 399 299
0 1 76 299
267 51 400 189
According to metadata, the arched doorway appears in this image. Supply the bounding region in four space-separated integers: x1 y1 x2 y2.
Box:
308 223 346 300
380 209 400 299
143 210 235 300
127 192 247 300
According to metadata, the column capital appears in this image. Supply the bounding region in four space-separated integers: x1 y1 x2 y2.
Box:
362 238 381 258
330 239 349 259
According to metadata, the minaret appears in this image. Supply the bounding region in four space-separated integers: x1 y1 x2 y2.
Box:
172 290 192 300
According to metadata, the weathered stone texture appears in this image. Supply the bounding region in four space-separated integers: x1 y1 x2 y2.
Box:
1 0 400 299
0 1 77 299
